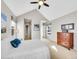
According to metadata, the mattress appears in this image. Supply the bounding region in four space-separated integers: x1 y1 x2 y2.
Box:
1 40 51 59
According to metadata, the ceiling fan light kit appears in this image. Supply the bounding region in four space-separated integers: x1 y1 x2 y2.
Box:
30 0 49 9
39 1 43 5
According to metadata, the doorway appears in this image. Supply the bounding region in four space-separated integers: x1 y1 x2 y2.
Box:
24 19 31 40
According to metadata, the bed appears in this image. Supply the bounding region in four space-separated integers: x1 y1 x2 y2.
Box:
1 39 51 59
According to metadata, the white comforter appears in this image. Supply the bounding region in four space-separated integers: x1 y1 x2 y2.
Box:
1 40 50 59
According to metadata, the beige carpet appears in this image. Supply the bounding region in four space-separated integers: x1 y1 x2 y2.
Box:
42 39 77 59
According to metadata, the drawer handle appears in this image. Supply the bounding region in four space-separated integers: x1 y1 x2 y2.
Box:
64 38 66 40
65 43 67 44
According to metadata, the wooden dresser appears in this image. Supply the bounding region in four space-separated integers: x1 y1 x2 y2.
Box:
57 32 74 49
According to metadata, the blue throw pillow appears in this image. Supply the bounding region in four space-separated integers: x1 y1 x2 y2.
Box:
10 38 21 48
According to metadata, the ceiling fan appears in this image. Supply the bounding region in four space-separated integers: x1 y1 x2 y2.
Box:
30 0 49 9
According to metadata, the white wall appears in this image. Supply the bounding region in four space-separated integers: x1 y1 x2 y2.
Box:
51 11 77 50
1 1 16 40
17 10 47 40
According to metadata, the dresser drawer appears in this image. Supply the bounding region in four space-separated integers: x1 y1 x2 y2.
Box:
62 42 69 46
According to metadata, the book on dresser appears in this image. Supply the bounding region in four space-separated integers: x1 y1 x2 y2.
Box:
57 32 74 49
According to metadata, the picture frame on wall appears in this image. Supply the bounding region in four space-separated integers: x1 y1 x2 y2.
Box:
61 23 74 30
61 23 74 32
68 24 74 30
34 24 40 31
1 27 6 33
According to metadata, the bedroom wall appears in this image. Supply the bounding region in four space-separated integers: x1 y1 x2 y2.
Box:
17 10 47 40
1 1 16 40
51 11 77 49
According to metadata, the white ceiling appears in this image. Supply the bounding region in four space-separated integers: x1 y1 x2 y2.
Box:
2 0 77 21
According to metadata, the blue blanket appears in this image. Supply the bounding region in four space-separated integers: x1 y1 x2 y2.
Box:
10 38 21 48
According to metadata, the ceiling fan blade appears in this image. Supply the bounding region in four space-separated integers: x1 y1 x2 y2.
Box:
44 0 46 1
43 3 49 7
30 2 38 4
38 5 41 9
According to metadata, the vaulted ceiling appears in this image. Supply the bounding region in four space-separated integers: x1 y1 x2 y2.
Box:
2 0 77 21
